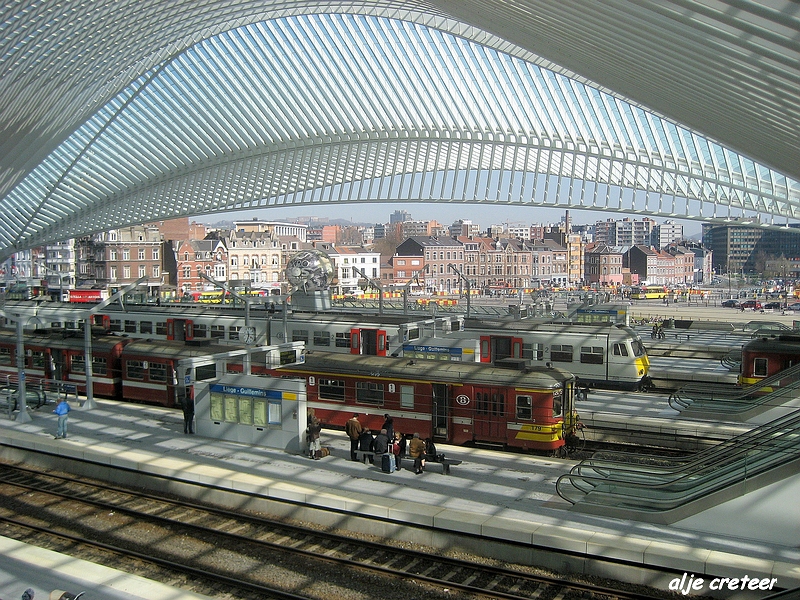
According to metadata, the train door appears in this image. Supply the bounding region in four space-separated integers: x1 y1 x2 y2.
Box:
50 348 65 380
473 385 506 442
478 336 523 364
166 319 189 341
350 328 388 356
431 383 449 441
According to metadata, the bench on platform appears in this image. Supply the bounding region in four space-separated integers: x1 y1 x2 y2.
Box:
354 449 376 463
420 455 462 475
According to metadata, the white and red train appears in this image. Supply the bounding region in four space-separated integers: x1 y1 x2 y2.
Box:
0 300 650 390
0 326 580 452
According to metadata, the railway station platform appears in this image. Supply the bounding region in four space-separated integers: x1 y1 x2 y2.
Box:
1 399 799 599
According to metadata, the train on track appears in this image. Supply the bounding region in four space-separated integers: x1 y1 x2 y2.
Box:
0 300 650 390
272 352 580 452
739 333 800 385
403 321 650 390
0 326 580 453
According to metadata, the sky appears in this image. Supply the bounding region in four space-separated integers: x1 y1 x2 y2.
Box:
206 202 703 238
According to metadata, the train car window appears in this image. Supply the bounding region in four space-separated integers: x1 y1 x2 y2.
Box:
516 395 532 420
0 348 11 365
551 344 573 362
313 331 331 346
494 393 505 416
140 321 153 334
149 362 168 382
32 351 45 368
552 390 563 418
612 343 628 356
210 325 225 339
126 360 145 380
93 357 108 376
195 364 216 380
523 343 543 361
228 325 239 340
630 340 645 357
335 332 351 348
480 339 490 360
754 358 768 377
124 320 137 333
319 378 345 401
156 321 168 336
400 385 414 408
72 355 85 374
109 319 122 333
580 346 604 364
292 329 309 343
356 381 384 405
192 323 208 338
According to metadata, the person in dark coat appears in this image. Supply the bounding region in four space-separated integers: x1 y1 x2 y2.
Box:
373 428 390 454
182 396 195 434
381 413 395 440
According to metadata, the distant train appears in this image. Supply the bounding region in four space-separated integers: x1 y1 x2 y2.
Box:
739 334 800 385
405 322 650 390
0 300 458 358
0 328 300 408
0 301 649 390
272 352 580 453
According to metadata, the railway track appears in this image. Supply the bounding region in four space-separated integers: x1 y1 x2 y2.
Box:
0 462 671 600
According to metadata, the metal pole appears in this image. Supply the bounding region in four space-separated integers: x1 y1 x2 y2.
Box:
82 316 96 409
14 317 31 423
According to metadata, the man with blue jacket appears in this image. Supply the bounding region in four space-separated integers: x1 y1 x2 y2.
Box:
54 398 71 439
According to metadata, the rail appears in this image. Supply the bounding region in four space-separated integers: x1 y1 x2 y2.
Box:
668 362 800 411
0 374 80 417
556 410 800 514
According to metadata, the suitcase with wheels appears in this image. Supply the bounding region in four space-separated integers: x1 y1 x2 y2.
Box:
381 452 396 473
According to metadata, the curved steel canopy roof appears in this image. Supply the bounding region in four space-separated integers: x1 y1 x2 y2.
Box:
0 1 798 260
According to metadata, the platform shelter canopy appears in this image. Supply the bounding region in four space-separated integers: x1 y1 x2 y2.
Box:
1 1 799 259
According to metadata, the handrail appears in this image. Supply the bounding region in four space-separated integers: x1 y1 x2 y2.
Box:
557 409 800 511
669 362 800 411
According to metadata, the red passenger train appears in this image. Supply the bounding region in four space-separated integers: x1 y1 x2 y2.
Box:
739 334 800 385
0 328 248 408
272 352 580 452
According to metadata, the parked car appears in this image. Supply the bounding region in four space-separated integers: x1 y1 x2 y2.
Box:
721 299 740 308
785 303 800 311
763 301 783 310
740 300 762 310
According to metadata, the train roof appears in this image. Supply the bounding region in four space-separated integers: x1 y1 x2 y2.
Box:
120 338 247 358
743 334 800 353
280 352 574 389
0 327 130 351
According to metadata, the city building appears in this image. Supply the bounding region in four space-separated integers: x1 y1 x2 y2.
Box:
174 238 228 294
584 244 624 287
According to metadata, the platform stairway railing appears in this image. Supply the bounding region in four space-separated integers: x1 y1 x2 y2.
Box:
668 362 800 411
676 377 800 420
556 409 800 516
0 374 80 415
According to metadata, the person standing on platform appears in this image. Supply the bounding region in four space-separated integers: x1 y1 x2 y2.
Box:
345 413 363 461
391 432 403 470
409 432 426 474
182 395 195 434
53 398 70 439
382 413 394 440
307 416 322 459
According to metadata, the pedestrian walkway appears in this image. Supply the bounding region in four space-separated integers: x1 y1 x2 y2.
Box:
1 399 799 597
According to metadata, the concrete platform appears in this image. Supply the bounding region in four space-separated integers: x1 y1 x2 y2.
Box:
1 399 799 598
